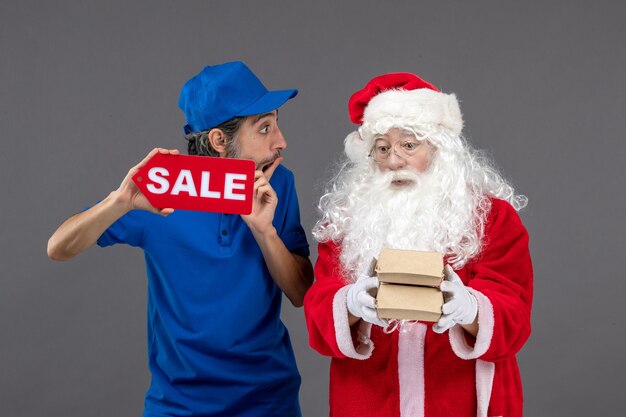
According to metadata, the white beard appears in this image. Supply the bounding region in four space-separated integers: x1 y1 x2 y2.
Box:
340 169 436 278
326 157 484 282
315 134 525 283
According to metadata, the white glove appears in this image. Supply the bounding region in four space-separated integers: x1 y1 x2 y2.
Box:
433 265 478 334
347 275 388 327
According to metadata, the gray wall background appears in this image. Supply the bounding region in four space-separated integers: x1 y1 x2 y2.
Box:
2 1 625 416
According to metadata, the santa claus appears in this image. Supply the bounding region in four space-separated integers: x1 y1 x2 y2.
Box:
304 72 533 417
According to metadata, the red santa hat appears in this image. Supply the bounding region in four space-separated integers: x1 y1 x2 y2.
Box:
344 72 463 162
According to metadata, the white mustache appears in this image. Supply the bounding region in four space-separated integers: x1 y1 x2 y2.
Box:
389 170 421 183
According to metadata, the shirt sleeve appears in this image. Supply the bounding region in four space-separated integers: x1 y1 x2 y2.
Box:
449 199 533 362
96 208 148 248
273 167 310 258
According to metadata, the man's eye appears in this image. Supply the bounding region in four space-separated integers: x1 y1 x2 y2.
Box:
260 126 269 134
377 146 390 153
403 141 418 151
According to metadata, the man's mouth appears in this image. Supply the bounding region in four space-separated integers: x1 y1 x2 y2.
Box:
260 153 281 172
391 179 415 187
261 161 274 172
387 169 420 187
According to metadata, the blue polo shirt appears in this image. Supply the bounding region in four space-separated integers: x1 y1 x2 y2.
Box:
97 165 309 417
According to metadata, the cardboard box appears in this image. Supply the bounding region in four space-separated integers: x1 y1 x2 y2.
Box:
376 283 443 322
375 249 444 287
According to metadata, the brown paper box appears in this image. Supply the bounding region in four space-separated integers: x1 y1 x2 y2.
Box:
375 248 444 287
376 283 443 322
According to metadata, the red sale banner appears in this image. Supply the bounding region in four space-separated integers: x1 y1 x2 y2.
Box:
132 153 256 214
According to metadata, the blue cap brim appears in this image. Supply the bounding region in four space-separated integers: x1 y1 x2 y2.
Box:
236 89 298 117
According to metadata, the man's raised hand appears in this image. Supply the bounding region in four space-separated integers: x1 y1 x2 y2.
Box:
116 148 179 216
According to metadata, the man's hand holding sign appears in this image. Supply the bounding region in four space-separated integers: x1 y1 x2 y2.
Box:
129 149 283 240
241 156 283 235
132 150 256 215
120 148 180 216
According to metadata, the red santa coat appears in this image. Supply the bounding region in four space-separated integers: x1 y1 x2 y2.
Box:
304 199 533 417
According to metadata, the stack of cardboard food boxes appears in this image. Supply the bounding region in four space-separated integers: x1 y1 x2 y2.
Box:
375 248 445 322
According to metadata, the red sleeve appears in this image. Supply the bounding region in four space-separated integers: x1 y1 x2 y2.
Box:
305 240 358 358
467 199 534 361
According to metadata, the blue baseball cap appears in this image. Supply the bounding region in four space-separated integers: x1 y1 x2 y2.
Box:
178 61 298 133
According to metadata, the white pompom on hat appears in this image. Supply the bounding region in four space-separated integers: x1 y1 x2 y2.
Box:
344 72 463 162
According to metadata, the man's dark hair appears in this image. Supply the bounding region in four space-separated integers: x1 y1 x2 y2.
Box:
185 116 245 157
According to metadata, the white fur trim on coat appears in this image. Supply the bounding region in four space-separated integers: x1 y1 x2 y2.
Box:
476 359 496 417
447 288 496 417
448 288 494 359
398 322 428 417
332 285 374 359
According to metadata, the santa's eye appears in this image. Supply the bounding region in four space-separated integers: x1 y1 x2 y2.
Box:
402 141 418 151
376 145 390 154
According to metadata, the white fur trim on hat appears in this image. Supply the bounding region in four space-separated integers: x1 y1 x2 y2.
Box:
344 131 370 163
361 88 463 140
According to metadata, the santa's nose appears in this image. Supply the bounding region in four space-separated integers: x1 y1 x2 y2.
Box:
385 152 407 170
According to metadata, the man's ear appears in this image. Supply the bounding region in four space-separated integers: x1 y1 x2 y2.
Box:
208 128 227 157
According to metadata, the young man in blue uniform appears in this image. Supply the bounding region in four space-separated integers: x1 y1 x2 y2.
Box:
48 61 314 416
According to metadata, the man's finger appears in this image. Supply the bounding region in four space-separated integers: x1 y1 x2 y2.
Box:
444 265 461 283
362 307 388 328
253 174 269 187
442 299 460 315
136 148 180 170
357 292 375 309
165 149 180 155
432 323 446 334
256 184 274 198
435 315 454 333
135 148 160 168
159 208 175 216
439 281 457 293
363 277 380 290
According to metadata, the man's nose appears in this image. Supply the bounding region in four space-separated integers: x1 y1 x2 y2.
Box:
385 151 406 170
273 128 287 150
